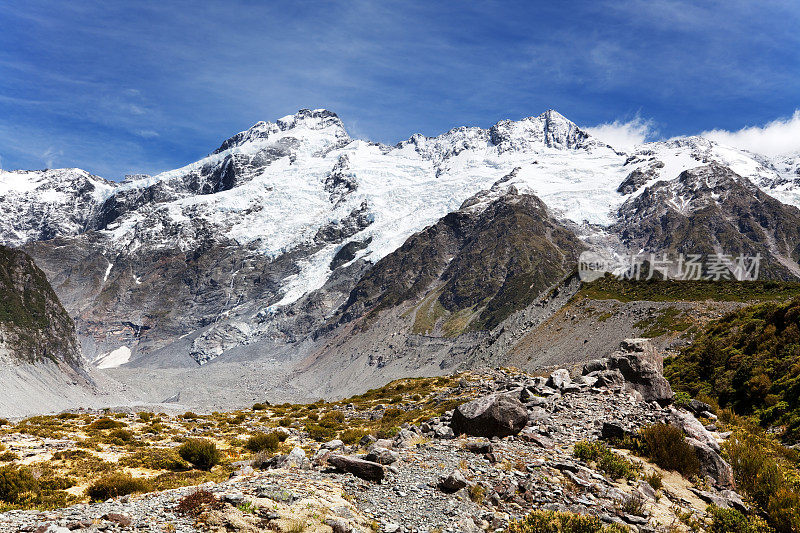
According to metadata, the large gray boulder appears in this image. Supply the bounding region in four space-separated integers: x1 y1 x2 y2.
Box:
450 393 528 438
686 437 734 488
607 338 674 404
668 408 720 452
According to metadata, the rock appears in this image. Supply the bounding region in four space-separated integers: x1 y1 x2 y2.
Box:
635 480 657 501
601 422 627 441
328 454 385 481
590 369 625 388
607 338 674 404
103 513 132 527
438 469 469 492
464 439 493 454
668 408 720 452
687 399 713 416
435 425 455 439
359 434 377 447
222 492 246 505
583 359 608 374
685 437 734 488
374 438 394 449
365 446 399 465
518 430 555 448
691 488 747 512
384 523 400 533
547 369 572 390
257 446 310 470
450 393 528 438
322 439 344 450
324 517 353 533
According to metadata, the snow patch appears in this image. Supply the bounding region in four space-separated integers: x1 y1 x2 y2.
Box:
94 346 131 369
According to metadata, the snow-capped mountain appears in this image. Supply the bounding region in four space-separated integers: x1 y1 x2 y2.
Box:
2 108 799 371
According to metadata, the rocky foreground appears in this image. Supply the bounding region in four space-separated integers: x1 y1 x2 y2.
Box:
0 340 746 532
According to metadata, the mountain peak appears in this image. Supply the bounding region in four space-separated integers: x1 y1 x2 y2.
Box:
214 108 349 154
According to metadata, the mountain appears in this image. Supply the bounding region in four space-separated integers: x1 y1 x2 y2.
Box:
0 245 129 416
614 163 800 279
2 108 800 409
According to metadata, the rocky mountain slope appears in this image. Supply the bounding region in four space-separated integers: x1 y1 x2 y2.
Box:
0 245 130 417
2 108 800 409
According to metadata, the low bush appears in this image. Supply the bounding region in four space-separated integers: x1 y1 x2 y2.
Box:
178 439 220 470
573 440 638 480
252 403 268 411
305 424 336 442
318 411 345 428
88 417 126 430
120 448 189 471
340 428 369 445
643 470 663 491
640 424 700 477
725 432 800 533
708 505 773 533
0 466 38 503
176 489 222 516
244 432 280 453
508 509 628 532
382 408 404 419
86 473 151 501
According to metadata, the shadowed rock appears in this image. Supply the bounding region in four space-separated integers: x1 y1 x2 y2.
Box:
451 393 528 438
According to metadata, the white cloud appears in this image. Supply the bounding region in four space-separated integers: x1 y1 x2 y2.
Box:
135 129 159 138
584 115 656 151
702 110 800 157
41 147 63 168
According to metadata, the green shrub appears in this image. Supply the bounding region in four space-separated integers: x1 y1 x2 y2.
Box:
0 466 38 503
0 418 9 427
382 408 404 419
252 403 268 411
306 424 337 442
725 432 800 533
106 429 135 443
88 417 126 430
643 470 663 491
573 440 638 480
318 411 345 428
640 424 700 477
137 412 153 422
708 505 773 533
508 509 628 532
86 473 151 501
181 411 199 420
120 448 189 471
340 428 369 445
244 432 280 453
178 439 220 470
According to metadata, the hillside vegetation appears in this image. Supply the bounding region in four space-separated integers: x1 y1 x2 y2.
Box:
665 297 800 441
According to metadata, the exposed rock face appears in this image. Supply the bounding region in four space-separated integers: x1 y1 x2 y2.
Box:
614 163 800 279
337 186 585 333
0 245 82 369
582 338 674 405
450 393 528 438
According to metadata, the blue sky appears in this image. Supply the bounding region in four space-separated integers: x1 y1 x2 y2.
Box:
1 0 799 179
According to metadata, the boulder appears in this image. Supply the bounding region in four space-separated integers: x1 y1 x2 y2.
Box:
438 469 469 492
546 369 572 390
364 446 399 465
450 393 528 438
327 455 385 481
582 359 608 374
600 422 627 441
686 437 734 488
590 369 625 388
668 408 720 452
607 338 673 404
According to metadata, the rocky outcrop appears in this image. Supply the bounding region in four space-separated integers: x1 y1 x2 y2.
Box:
581 338 674 405
450 393 528 438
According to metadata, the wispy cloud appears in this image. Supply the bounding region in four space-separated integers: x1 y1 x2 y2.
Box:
585 115 657 151
702 110 800 157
